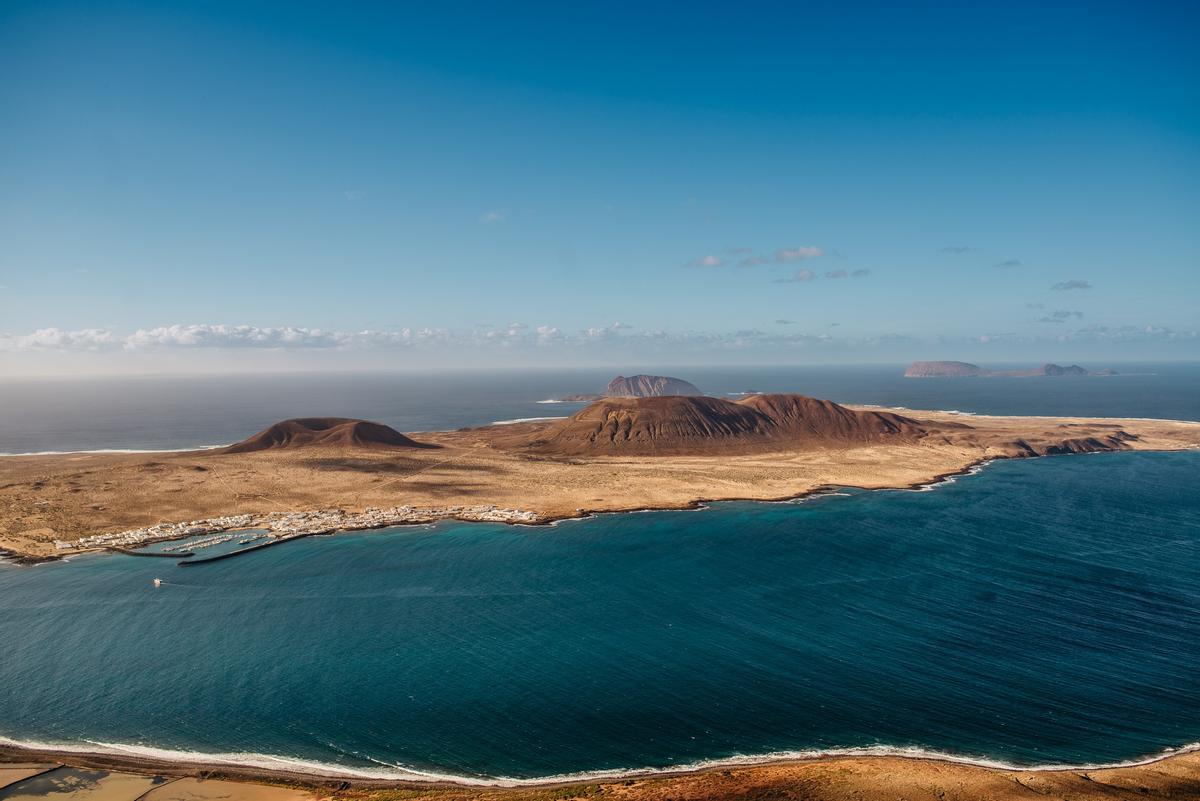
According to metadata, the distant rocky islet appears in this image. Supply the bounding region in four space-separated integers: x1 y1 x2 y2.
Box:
556 374 704 402
905 361 1117 378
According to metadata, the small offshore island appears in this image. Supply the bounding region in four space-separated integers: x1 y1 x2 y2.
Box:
905 360 1118 378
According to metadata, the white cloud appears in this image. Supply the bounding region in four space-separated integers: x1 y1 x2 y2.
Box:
7 318 1192 363
124 324 346 350
0 327 118 351
773 269 816 283
1051 279 1092 291
481 210 505 223
1072 324 1197 341
535 325 564 343
579 322 632 340
690 245 825 269
774 246 824 262
1036 310 1084 323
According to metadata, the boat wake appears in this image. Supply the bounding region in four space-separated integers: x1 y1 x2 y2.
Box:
3 735 1199 786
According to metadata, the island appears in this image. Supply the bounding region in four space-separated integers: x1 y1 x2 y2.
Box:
604 373 703 396
905 361 1118 377
549 373 703 403
1 393 1197 561
3 395 1200 799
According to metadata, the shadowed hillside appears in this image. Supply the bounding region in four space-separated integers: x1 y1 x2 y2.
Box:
604 374 703 397
221 418 431 453
526 394 929 455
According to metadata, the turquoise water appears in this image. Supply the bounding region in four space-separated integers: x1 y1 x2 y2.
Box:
2 451 1199 780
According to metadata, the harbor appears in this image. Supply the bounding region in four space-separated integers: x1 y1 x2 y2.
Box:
56 505 542 564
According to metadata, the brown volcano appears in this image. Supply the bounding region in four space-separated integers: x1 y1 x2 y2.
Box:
526 394 929 456
604 374 703 397
220 418 429 454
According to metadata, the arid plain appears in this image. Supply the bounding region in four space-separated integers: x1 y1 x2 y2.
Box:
2 395 1197 560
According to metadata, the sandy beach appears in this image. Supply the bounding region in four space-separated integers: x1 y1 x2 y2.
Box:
3 744 1200 800
1 407 1197 560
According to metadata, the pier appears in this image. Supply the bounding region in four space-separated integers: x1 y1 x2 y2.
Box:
108 547 196 558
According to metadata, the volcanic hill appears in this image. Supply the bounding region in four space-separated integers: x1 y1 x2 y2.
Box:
525 394 928 456
604 374 703 397
221 418 429 453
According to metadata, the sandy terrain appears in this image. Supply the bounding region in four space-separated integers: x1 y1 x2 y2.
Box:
0 766 165 801
1 408 1197 560
141 778 314 801
0 763 59 790
3 750 1199 801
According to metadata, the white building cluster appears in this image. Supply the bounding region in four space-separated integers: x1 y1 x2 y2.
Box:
71 514 256 550
60 505 539 551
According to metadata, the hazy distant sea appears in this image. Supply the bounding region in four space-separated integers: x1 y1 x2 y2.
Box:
2 362 1198 453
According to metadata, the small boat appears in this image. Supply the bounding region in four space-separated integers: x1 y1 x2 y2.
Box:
153 578 162 587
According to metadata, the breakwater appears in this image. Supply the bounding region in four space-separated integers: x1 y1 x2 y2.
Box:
109 547 196 558
62 505 541 556
177 535 309 566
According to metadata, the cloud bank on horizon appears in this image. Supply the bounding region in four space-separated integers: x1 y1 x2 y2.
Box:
2 321 1196 374
0 0 1196 373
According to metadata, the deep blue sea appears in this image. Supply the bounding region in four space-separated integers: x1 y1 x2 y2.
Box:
1 362 1198 453
1 452 1199 781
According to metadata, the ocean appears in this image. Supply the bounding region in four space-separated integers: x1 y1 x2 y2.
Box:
1 362 1198 453
1 363 1198 782
1 451 1199 781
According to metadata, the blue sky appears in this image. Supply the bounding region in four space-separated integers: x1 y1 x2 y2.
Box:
1 0 1197 372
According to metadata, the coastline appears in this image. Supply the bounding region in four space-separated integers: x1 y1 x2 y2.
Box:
0 454 1096 565
4 413 1200 799
4 736 1200 788
2 406 1199 561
